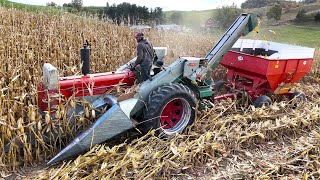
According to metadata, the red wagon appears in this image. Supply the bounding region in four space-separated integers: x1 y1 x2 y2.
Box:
215 39 316 107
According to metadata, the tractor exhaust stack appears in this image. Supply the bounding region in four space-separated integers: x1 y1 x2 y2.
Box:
81 40 90 75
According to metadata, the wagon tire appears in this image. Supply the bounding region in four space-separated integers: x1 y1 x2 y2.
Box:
143 83 197 138
214 80 226 93
290 91 306 108
254 95 272 108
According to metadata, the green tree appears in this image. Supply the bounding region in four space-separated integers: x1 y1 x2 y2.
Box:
154 7 164 24
296 9 307 21
62 3 71 7
46 1 57 7
71 0 82 12
315 12 320 22
141 6 150 23
267 4 282 21
129 4 138 24
215 4 243 29
103 3 158 25
241 0 286 9
117 3 131 24
170 12 183 25
241 0 268 9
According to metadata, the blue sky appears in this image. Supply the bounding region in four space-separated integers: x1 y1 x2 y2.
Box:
10 0 247 11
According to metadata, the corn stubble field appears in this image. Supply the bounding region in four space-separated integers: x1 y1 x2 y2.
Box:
0 7 320 179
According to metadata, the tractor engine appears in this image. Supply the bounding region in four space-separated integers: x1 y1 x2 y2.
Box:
37 42 136 114
37 44 167 115
37 66 136 113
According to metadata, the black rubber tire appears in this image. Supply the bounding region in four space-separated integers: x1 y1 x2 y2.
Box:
214 80 226 92
143 83 197 138
254 95 272 108
290 91 306 108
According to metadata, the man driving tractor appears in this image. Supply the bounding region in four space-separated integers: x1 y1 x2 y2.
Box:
131 32 154 81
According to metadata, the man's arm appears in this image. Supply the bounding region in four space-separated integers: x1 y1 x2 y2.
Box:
149 42 154 60
134 43 144 67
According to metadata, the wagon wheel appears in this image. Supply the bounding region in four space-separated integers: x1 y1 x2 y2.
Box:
290 91 306 108
143 83 197 137
214 80 226 93
254 95 272 108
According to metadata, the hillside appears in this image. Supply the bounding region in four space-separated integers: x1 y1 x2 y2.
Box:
163 2 320 27
244 2 320 24
0 0 56 11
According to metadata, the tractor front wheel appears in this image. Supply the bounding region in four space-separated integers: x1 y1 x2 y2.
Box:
143 83 197 137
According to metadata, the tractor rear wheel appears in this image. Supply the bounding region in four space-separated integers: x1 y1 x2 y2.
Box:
254 95 272 108
143 83 197 137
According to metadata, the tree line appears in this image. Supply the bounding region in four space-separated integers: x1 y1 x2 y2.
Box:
47 0 319 32
240 0 317 9
47 0 164 26
101 2 164 25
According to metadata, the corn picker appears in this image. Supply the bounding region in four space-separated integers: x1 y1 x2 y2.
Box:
5 13 316 165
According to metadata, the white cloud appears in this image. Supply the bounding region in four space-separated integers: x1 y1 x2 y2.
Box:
10 0 246 11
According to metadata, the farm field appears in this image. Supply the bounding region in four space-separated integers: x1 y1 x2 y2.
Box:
250 24 320 48
0 7 319 180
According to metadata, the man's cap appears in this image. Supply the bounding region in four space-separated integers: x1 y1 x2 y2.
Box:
135 32 144 38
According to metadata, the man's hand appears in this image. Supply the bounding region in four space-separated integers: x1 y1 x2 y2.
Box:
128 63 135 71
130 66 136 71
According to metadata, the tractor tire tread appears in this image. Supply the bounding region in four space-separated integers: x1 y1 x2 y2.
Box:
142 83 197 137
